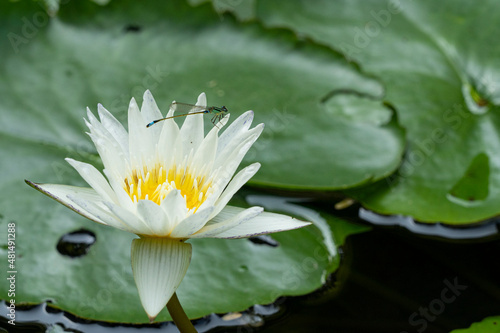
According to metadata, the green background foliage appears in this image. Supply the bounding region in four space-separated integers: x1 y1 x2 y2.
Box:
253 0 500 223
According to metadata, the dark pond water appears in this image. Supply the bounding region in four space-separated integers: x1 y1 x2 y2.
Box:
1 198 499 333
56 229 97 258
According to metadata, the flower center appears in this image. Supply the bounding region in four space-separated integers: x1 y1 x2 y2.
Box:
123 164 211 211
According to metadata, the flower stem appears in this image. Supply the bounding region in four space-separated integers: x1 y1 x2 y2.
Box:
167 292 197 333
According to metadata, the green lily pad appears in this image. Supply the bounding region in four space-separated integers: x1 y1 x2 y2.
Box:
450 316 500 333
0 0 374 323
256 0 500 223
0 186 369 323
0 0 404 191
448 152 489 203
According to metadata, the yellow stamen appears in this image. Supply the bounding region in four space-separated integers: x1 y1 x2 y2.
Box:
124 164 211 211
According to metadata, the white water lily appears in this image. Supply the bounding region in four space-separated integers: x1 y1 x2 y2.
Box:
27 90 310 321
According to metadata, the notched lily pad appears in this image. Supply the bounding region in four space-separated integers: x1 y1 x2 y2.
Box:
448 152 489 204
322 89 392 126
463 82 491 115
255 0 500 223
1 0 404 192
0 1 377 323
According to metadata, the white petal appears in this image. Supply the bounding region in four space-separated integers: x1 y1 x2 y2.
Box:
165 100 176 118
196 92 207 108
179 93 205 154
104 202 154 235
131 237 192 321
65 158 116 203
157 114 180 167
26 181 106 225
191 206 263 238
68 194 137 233
210 163 261 219
87 107 129 162
103 168 136 212
136 199 171 236
141 90 164 142
207 112 230 134
204 207 311 239
97 103 129 156
141 90 163 123
128 97 153 168
160 189 189 227
218 110 254 152
26 181 133 232
191 123 218 171
86 107 105 134
87 131 128 179
169 206 214 238
213 124 264 180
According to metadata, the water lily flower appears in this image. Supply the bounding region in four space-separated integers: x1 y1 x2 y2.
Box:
26 90 310 322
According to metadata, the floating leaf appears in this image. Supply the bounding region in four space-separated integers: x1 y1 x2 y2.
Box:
0 0 404 191
0 0 377 322
256 0 500 223
0 191 369 322
448 152 489 203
